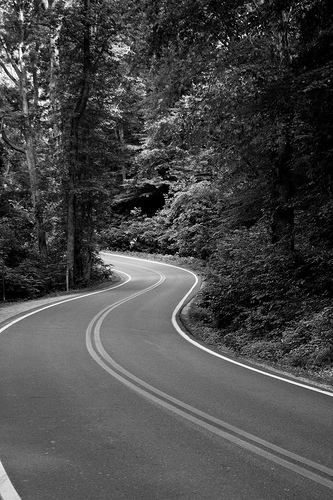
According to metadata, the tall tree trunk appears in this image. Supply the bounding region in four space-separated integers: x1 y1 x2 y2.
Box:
49 8 62 143
66 0 91 288
271 128 294 250
270 7 295 252
18 6 47 257
80 196 94 284
116 123 127 181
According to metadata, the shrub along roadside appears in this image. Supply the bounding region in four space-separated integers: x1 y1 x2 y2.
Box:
183 297 333 389
1 254 114 302
180 229 333 388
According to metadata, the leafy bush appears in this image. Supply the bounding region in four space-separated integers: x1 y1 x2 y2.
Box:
239 340 284 363
162 181 219 258
100 226 132 251
2 251 115 302
281 307 333 368
192 219 333 373
3 258 65 300
102 181 219 258
199 222 296 329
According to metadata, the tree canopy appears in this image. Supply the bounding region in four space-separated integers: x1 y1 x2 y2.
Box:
1 0 333 375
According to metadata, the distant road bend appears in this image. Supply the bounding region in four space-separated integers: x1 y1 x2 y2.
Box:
0 252 332 500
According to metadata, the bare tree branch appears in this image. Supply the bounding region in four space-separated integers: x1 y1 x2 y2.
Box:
0 35 22 81
0 60 18 85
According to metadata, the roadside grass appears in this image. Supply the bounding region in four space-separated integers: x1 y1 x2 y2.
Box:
182 297 333 391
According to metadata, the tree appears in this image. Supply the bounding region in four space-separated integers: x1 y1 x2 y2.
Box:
0 0 143 288
59 0 141 285
0 0 54 255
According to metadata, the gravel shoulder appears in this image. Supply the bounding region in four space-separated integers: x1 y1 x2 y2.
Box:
0 293 82 326
0 278 120 326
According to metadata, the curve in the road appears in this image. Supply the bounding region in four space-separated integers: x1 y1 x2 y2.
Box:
102 253 333 398
1 253 333 499
87 257 333 492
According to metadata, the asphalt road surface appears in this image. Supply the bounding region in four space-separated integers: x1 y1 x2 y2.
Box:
0 252 332 500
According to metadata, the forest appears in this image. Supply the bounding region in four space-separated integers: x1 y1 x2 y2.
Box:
0 0 332 379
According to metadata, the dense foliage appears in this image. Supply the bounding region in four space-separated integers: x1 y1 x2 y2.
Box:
1 0 332 375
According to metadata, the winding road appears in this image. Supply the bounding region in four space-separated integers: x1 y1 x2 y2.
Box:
0 253 332 499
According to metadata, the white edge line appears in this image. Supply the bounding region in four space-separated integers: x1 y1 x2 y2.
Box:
87 341 333 490
0 273 131 336
86 287 333 489
0 271 132 500
0 461 21 500
89 307 333 478
0 252 331 500
102 252 333 398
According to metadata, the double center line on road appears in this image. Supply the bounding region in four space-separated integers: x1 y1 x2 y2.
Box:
86 265 333 493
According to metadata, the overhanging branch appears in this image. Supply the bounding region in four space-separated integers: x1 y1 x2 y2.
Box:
0 60 19 86
1 119 26 155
